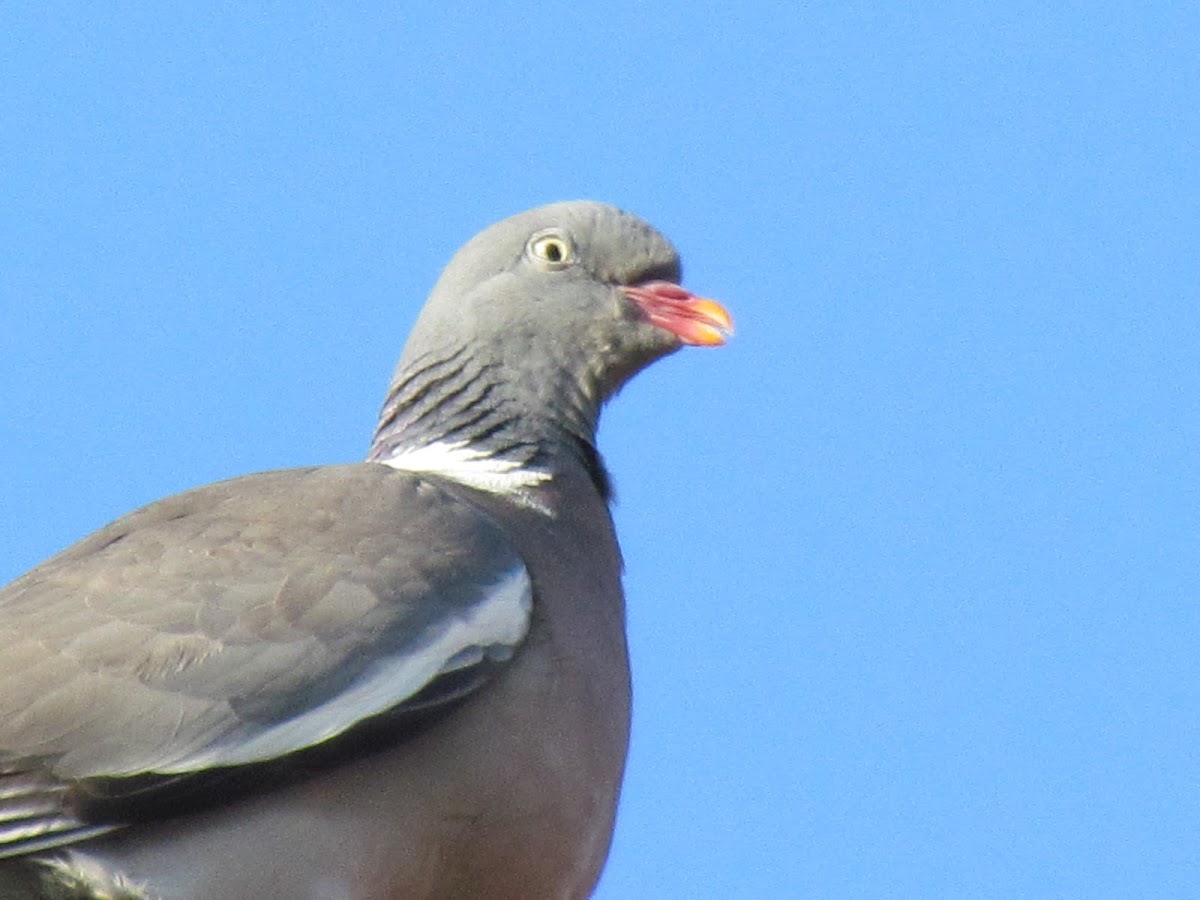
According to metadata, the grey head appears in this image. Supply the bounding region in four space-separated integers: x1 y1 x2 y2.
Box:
368 201 732 499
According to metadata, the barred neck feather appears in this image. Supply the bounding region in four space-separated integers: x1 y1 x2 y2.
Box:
366 346 612 505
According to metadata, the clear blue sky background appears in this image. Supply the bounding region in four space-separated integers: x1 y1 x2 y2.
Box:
1 3 1196 896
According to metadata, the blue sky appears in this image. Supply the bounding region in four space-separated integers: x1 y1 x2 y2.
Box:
2 3 1196 896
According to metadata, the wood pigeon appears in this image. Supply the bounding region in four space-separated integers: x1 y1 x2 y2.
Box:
0 201 732 899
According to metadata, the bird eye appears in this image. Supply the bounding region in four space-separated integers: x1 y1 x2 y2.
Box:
527 231 575 269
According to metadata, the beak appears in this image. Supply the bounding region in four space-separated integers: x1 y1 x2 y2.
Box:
621 281 735 347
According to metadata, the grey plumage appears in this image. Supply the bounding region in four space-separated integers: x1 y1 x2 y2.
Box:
0 201 731 899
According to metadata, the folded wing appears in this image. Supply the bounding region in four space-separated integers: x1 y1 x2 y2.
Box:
0 463 531 856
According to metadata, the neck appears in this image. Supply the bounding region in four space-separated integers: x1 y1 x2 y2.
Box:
366 345 612 509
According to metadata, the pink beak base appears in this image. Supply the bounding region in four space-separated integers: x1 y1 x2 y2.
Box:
621 281 735 347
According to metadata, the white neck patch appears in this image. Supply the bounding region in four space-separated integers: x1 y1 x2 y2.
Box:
376 439 553 502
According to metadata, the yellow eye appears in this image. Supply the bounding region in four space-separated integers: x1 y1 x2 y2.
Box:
527 231 575 268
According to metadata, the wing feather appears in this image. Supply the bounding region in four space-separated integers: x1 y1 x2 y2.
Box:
0 463 532 854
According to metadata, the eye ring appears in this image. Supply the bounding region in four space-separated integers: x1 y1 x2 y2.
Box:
527 230 576 269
